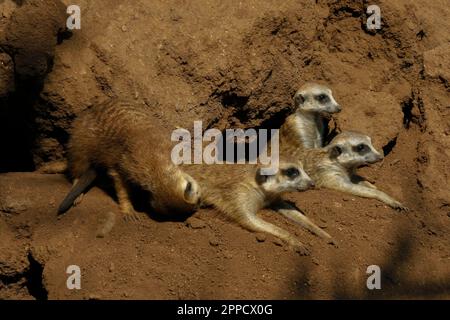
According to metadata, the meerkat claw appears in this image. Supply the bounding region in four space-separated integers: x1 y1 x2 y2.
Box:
394 202 409 212
123 210 142 223
291 241 310 256
73 193 84 207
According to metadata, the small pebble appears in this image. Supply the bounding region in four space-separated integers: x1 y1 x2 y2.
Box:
186 217 206 229
209 239 219 247
256 233 266 242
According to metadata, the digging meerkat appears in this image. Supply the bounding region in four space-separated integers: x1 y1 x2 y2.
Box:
183 161 333 255
57 99 201 219
301 131 409 211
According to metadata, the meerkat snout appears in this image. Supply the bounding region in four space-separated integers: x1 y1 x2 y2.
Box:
294 82 341 114
182 175 201 205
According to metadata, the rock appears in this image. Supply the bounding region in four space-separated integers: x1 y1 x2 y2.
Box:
0 196 30 214
423 44 450 82
255 233 266 242
186 217 206 229
0 220 29 278
4 0 68 81
209 238 219 247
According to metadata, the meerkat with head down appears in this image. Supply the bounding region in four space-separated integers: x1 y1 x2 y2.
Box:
57 99 201 219
301 131 408 211
280 82 341 156
183 161 333 254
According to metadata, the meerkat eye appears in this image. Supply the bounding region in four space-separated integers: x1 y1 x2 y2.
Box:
294 93 305 106
354 144 369 153
282 167 300 179
315 94 330 103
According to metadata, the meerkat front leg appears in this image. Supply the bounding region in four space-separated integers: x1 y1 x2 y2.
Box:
271 200 334 243
327 180 409 211
108 169 141 221
237 213 310 255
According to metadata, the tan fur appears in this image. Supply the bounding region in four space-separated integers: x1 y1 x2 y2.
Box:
183 161 331 254
301 131 409 211
279 82 341 157
64 99 200 219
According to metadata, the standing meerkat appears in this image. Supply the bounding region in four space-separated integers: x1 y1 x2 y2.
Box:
57 99 201 219
301 131 409 211
183 161 333 254
279 82 341 156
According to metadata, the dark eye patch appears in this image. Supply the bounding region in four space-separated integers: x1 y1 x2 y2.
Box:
282 167 300 179
314 94 330 104
330 145 342 159
353 144 369 154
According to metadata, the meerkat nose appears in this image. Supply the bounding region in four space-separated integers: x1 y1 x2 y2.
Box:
308 180 315 188
335 105 342 112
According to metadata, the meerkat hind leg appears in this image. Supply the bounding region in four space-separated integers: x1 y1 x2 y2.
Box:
108 169 141 222
238 213 310 255
272 201 334 244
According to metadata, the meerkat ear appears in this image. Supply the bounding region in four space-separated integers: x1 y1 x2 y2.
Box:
329 145 342 159
294 92 305 107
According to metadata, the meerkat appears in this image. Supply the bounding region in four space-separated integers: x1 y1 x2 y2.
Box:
279 82 341 156
300 131 409 211
183 161 333 254
57 99 201 220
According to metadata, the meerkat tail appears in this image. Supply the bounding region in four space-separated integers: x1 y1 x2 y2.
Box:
57 168 97 215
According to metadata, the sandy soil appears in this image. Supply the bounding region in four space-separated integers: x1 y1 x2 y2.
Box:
0 0 449 299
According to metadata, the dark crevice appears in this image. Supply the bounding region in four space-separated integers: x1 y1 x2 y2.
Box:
401 90 426 131
57 29 73 45
26 252 48 300
0 272 26 286
383 136 398 157
402 97 414 129
0 252 48 300
213 106 296 163
220 92 249 109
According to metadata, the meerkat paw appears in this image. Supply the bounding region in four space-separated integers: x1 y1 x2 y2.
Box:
288 239 310 256
122 209 142 222
390 201 409 212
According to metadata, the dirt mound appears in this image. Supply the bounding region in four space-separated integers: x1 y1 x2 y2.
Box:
0 0 449 299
